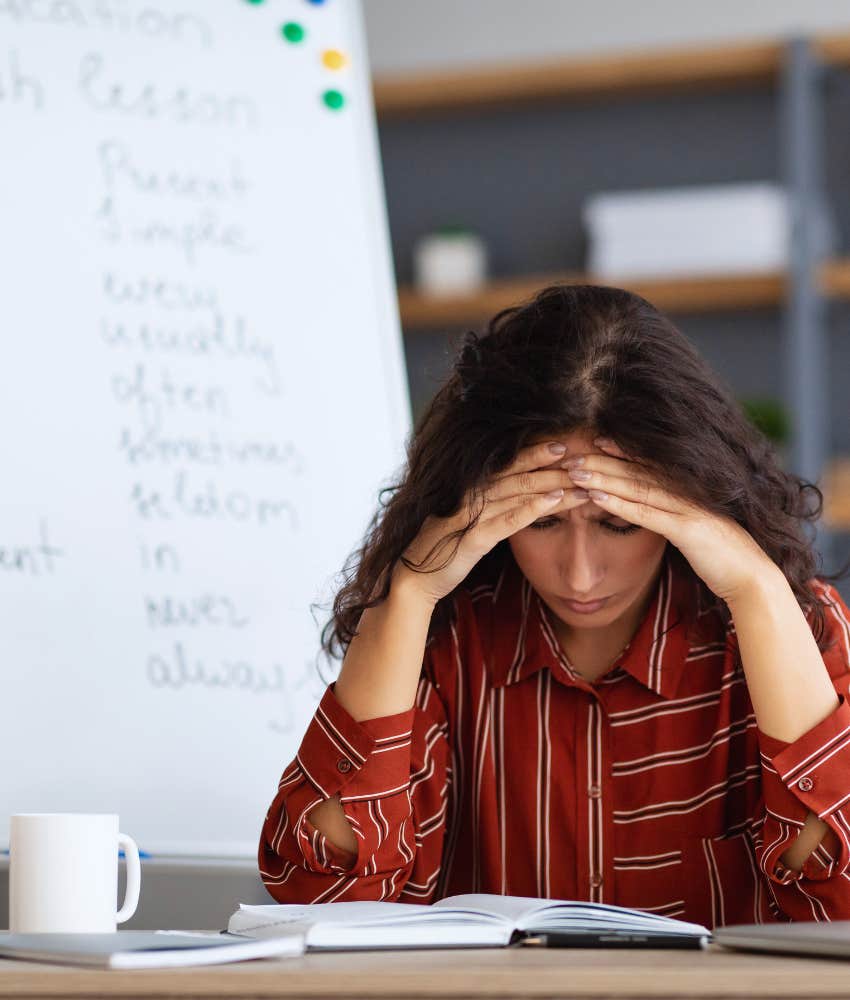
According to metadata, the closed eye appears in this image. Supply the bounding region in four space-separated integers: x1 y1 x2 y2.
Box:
529 517 640 535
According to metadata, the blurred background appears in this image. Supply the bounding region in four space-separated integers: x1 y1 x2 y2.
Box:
2 2 848 933
361 0 850 595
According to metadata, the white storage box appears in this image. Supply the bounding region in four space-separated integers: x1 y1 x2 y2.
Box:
583 182 791 279
413 229 488 295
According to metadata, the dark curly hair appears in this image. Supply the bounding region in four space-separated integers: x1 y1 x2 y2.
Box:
319 283 845 663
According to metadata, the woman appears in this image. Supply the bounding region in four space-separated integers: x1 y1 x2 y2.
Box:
259 284 850 928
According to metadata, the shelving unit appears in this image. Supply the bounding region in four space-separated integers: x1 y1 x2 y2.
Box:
373 33 850 118
396 259 850 327
373 32 850 542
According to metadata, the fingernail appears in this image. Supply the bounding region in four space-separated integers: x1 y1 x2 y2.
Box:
561 456 584 469
548 442 566 455
569 469 592 482
588 489 609 501
594 438 613 449
573 488 590 499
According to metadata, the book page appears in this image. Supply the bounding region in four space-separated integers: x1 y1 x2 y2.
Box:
437 894 709 934
231 901 414 932
435 894 546 924
230 900 509 936
518 902 710 934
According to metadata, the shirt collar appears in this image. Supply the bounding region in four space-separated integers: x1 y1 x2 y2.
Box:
485 548 694 700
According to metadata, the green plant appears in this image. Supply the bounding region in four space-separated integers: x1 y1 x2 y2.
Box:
740 397 790 445
435 223 473 237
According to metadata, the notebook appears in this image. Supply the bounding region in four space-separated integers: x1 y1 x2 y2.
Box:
227 893 712 950
714 921 850 960
0 930 304 969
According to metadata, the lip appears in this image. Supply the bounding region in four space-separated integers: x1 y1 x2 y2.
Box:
561 595 611 614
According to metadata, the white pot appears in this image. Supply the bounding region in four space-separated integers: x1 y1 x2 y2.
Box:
413 231 487 295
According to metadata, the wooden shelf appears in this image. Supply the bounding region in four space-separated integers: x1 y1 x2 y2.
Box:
374 32 850 119
397 258 850 329
824 458 850 531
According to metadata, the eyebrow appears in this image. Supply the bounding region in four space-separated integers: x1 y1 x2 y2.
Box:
541 511 619 524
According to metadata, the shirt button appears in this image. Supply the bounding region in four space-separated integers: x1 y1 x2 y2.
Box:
588 785 602 799
336 758 352 774
590 873 603 888
797 776 814 792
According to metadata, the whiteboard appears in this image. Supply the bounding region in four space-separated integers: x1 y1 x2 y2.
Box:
0 0 410 857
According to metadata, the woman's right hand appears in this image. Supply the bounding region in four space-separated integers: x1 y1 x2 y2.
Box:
394 440 590 606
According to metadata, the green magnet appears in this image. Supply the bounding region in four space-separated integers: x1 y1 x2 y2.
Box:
281 21 305 42
322 89 345 110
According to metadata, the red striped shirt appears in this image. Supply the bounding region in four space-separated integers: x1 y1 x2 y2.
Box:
259 550 850 927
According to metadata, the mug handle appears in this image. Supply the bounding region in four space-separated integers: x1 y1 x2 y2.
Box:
116 833 141 924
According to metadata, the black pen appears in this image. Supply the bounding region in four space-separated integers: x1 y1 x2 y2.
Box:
521 931 710 949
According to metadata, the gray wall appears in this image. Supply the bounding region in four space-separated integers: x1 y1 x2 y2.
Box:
363 0 850 74
0 859 272 931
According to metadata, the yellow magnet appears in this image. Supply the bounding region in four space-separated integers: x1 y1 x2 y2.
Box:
322 49 348 70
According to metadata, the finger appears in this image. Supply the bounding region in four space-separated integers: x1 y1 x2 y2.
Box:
477 488 589 538
583 439 656 475
593 436 630 460
495 440 572 481
585 488 675 536
563 454 634 481
562 452 636 479
592 439 656 473
565 461 691 516
486 467 581 502
530 488 592 521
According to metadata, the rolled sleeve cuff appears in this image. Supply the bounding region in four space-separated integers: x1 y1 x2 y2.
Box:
758 693 850 882
758 693 850 819
296 683 416 802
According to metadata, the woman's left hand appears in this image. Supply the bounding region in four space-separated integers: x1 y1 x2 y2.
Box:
564 438 777 603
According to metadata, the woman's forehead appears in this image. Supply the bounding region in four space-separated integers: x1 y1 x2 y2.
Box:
531 429 603 458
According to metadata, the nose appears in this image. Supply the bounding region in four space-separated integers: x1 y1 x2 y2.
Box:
561 526 605 598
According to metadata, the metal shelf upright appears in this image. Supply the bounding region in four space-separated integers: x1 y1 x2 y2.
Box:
781 37 834 570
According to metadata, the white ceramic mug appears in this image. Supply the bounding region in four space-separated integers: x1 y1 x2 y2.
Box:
9 813 141 932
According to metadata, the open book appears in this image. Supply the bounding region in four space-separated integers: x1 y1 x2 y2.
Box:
228 894 712 950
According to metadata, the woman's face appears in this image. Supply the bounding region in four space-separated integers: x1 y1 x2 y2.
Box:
507 430 668 636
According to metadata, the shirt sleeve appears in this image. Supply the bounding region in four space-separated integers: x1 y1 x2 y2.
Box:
752 580 850 919
258 659 450 905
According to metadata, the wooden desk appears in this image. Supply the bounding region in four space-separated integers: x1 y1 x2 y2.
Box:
0 943 849 999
